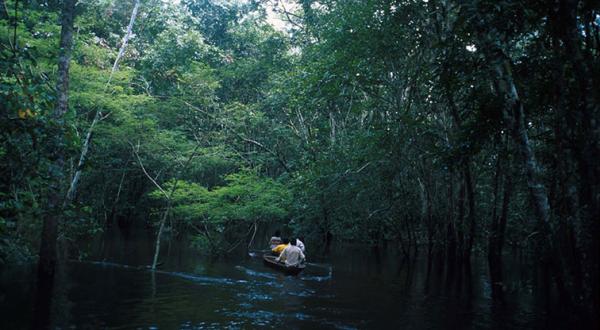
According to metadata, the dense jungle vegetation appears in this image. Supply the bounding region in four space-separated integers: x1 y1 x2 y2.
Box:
1 0 598 323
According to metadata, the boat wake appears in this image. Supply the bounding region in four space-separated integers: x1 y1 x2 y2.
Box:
299 274 332 282
155 270 248 285
236 263 332 282
76 259 331 288
77 260 245 286
299 266 333 282
235 265 279 280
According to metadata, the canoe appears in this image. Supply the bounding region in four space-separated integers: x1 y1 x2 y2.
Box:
262 254 306 275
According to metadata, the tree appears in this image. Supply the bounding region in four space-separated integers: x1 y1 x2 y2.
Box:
37 0 76 282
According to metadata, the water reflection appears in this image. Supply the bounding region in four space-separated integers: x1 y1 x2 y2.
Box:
0 226 590 329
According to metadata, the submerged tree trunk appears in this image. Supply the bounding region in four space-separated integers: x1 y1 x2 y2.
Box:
33 0 76 327
463 165 476 261
456 175 466 260
152 200 171 270
36 0 75 286
549 0 600 309
133 143 199 270
418 177 435 268
445 174 457 268
441 64 476 263
488 142 512 301
492 58 550 232
485 46 569 300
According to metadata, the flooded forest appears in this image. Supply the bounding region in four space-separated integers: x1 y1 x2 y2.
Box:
1 0 599 329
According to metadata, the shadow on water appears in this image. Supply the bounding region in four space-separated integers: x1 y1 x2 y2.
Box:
1 224 595 329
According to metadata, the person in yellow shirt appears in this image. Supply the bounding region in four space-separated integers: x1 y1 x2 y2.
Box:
271 238 290 255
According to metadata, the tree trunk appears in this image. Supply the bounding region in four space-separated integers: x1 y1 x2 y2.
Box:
152 202 170 270
486 47 569 301
463 165 476 261
549 30 585 302
445 174 457 266
66 0 141 201
36 0 75 284
484 49 551 232
33 0 75 328
549 0 600 309
0 0 9 20
441 62 476 262
133 142 200 269
456 175 465 258
488 142 512 300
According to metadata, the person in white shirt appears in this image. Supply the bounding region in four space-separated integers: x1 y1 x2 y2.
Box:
295 237 305 253
276 237 305 267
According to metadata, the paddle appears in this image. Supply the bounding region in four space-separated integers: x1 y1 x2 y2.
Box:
247 249 272 258
248 249 271 253
304 262 331 269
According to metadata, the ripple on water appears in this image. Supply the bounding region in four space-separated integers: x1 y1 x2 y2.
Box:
236 292 273 301
299 274 332 282
156 270 238 286
181 320 245 330
218 308 280 327
286 289 316 297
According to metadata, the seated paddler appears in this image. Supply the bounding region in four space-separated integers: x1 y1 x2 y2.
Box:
269 230 282 250
272 237 289 255
276 237 305 267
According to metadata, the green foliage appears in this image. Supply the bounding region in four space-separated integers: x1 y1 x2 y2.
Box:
0 2 61 264
149 170 290 255
151 170 291 225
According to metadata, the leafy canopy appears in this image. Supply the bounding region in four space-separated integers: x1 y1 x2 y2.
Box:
150 170 291 224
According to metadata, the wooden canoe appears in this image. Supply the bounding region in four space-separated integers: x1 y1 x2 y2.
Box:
262 254 306 275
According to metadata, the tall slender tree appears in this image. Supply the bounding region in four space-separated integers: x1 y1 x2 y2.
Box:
37 0 76 281
32 1 76 328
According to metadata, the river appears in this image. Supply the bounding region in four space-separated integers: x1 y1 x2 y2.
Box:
0 226 585 329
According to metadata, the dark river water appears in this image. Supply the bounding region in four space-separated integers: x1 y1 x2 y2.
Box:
0 226 587 329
